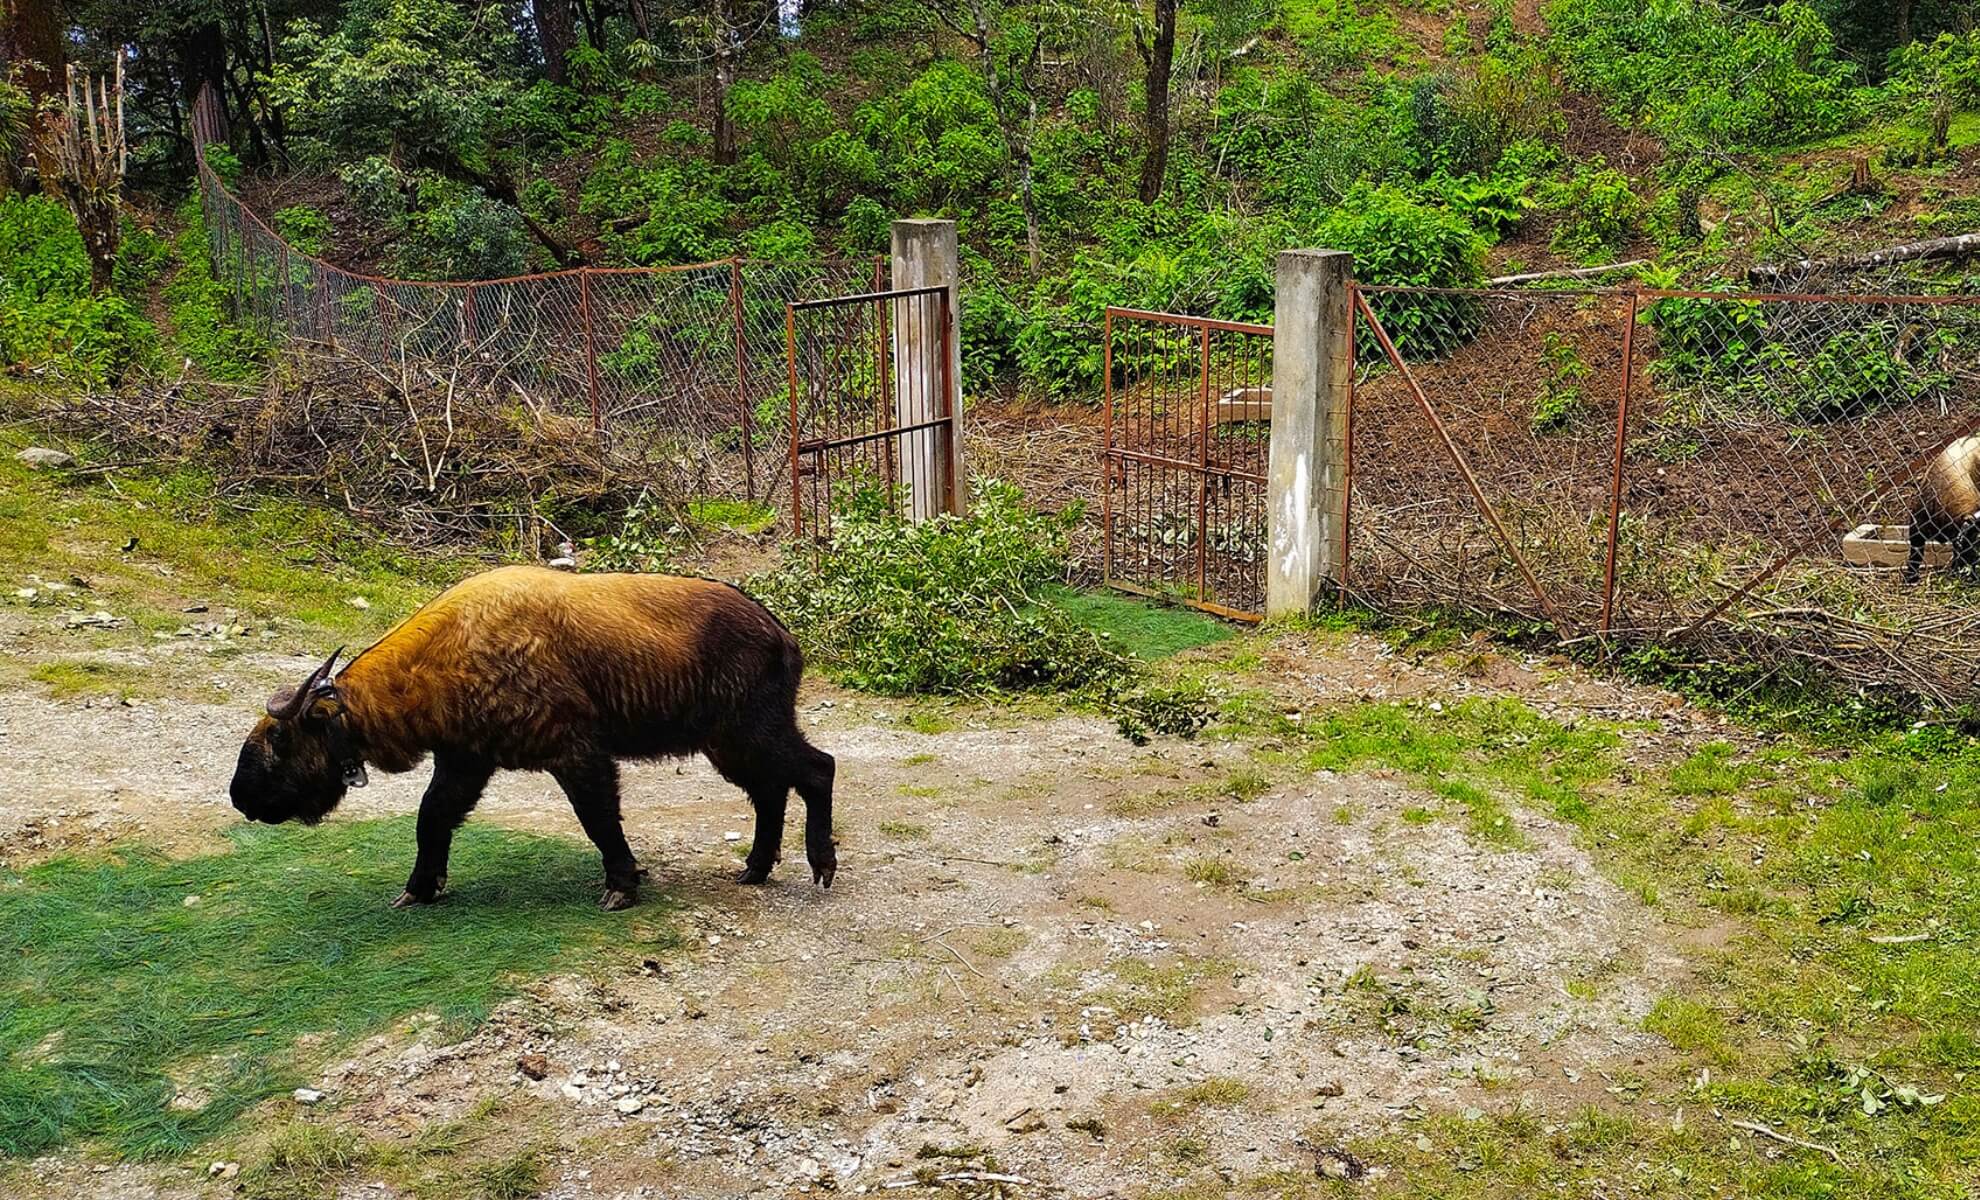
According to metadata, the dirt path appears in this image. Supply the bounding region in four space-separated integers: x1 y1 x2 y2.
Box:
0 632 1730 1199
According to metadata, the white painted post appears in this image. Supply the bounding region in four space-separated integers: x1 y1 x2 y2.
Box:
890 218 965 520
1266 249 1353 618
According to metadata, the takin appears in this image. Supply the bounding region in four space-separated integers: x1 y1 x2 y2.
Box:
1906 435 1980 583
228 565 836 909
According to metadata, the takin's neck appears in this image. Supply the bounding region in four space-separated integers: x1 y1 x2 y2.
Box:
334 648 429 775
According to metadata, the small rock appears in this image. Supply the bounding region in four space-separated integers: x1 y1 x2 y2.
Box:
207 1162 239 1180
1003 1107 1046 1134
546 557 577 571
616 1095 646 1115
182 894 202 909
517 1054 549 1080
346 596 370 610
1316 1080 1344 1097
292 1088 325 1105
16 447 73 469
722 831 742 843
561 1083 585 1101
1314 1147 1366 1180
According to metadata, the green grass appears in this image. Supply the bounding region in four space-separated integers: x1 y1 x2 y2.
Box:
27 658 157 701
0 818 679 1160
686 498 776 535
0 437 458 652
1049 587 1237 660
1208 681 1980 1196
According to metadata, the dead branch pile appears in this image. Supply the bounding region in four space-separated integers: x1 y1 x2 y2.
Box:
35 342 704 551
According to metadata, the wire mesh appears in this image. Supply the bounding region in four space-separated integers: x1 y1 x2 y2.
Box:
190 88 884 513
1103 308 1272 621
1350 283 1980 703
786 285 955 542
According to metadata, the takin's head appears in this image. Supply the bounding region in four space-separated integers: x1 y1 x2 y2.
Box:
230 649 359 826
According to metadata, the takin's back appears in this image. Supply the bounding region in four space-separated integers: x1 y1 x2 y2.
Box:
339 567 800 766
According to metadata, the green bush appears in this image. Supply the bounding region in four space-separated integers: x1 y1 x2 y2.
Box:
0 195 158 384
1548 0 1861 149
1317 182 1486 356
397 181 530 280
1546 157 1641 261
272 205 333 257
749 480 1134 696
164 197 268 382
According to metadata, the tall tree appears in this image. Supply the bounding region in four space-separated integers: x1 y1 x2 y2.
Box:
712 0 740 165
2 0 66 103
937 0 1049 276
1134 0 1175 204
536 0 578 84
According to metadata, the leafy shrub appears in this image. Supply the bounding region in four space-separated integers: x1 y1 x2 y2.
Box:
749 480 1134 696
338 155 407 224
1546 157 1641 261
112 219 173 293
1420 171 1535 239
841 196 891 253
746 218 818 262
1530 332 1590 432
582 140 733 264
1317 182 1485 356
165 198 267 382
395 183 530 280
1548 0 1860 148
272 205 333 257
0 195 158 384
586 491 682 573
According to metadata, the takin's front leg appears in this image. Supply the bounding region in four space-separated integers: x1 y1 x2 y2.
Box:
395 752 494 908
552 755 643 911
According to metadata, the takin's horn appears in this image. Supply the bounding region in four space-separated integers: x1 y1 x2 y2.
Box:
266 647 344 720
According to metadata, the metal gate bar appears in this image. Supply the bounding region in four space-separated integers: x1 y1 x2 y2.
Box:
786 284 955 540
1103 307 1272 621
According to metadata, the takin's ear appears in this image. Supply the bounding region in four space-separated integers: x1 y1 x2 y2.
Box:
266 647 345 721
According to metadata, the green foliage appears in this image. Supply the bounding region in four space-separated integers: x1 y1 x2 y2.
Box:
854 59 1006 211
272 205 333 257
0 196 158 385
585 491 682 573
581 139 733 264
1548 0 1861 149
841 196 892 253
1530 332 1589 432
1546 156 1641 261
112 220 173 293
750 479 1134 696
397 181 529 280
1320 183 1486 356
0 817 678 1158
164 198 268 382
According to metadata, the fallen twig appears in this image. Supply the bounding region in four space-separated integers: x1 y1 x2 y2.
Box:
1725 1116 1843 1163
881 1170 1048 1190
1865 931 1934 945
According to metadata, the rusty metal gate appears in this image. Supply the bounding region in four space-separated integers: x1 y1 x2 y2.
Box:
1103 308 1273 620
786 285 955 538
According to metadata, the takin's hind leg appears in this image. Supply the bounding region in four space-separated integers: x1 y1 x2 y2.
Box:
709 732 833 888
795 741 837 888
551 755 642 911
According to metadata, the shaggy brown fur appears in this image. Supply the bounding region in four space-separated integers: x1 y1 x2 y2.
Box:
1907 436 1980 583
230 566 835 909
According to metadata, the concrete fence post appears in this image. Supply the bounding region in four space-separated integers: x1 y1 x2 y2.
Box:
889 218 966 520
1266 249 1354 618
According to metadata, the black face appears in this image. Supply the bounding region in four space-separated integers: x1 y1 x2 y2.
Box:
229 714 349 825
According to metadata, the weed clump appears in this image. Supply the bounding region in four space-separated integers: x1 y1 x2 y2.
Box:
750 479 1135 697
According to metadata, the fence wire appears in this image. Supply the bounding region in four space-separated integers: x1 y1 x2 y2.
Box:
195 136 878 510
1352 282 1980 705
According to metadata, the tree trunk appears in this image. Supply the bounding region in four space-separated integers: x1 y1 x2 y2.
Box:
5 0 66 192
536 0 578 85
627 0 653 40
575 0 606 55
712 0 738 166
1897 0 1913 48
1 0 64 103
1136 0 1176 206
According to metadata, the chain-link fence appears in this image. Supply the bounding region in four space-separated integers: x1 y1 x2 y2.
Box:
192 91 879 510
1352 282 1980 704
